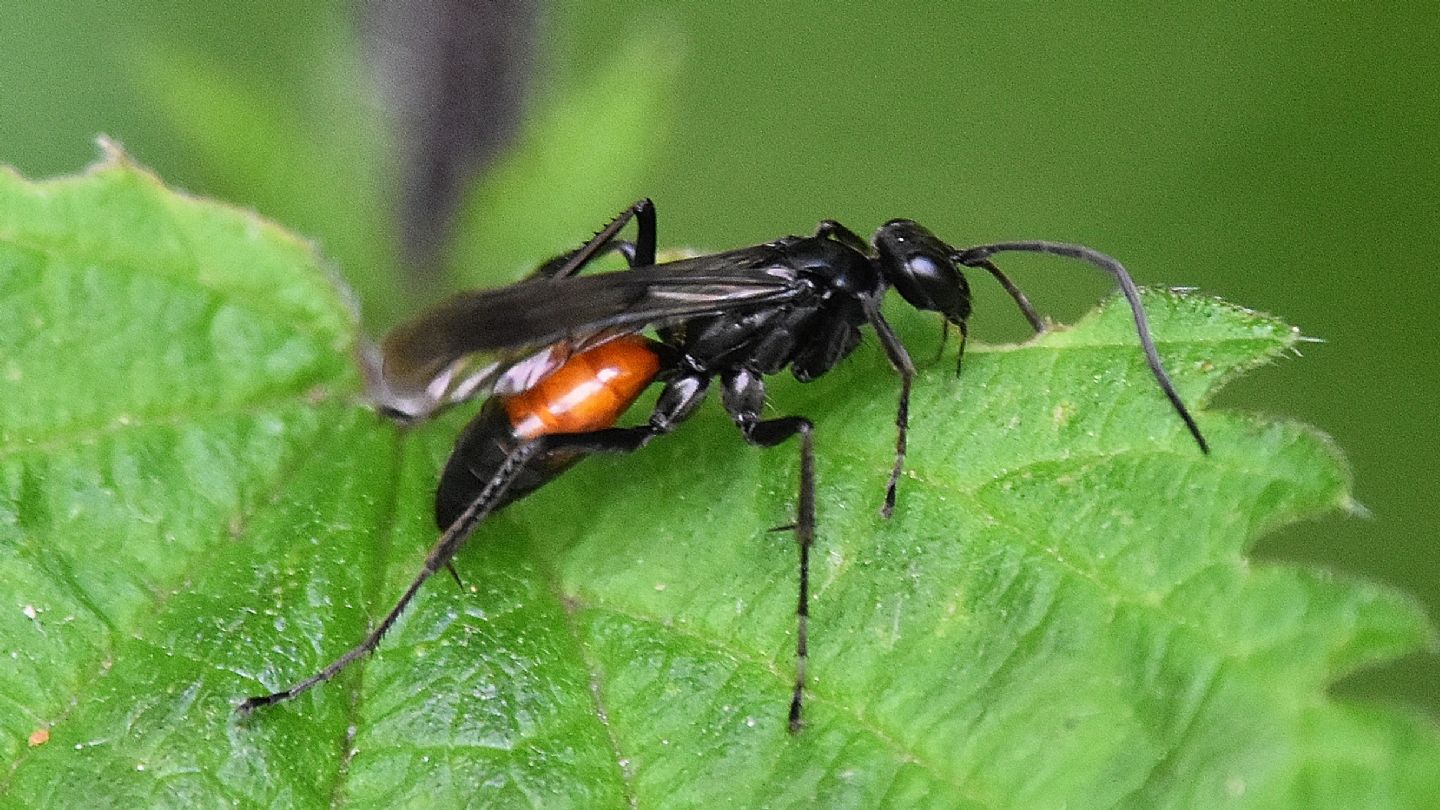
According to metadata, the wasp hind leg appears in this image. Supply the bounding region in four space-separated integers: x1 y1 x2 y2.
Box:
237 440 544 715
528 198 658 280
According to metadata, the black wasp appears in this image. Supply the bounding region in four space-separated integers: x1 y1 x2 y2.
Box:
239 199 1208 730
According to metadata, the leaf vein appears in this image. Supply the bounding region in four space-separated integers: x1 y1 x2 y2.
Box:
575 598 997 808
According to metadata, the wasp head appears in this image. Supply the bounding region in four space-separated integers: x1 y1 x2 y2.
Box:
872 220 972 327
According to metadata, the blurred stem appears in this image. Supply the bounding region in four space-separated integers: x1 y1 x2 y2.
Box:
365 0 542 281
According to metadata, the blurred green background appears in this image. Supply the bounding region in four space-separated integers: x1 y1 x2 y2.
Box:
2 2 1435 714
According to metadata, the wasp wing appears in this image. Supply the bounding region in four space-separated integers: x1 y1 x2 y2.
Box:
375 246 807 419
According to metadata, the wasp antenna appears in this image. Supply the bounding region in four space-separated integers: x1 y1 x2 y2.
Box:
953 241 1209 454
957 255 1046 334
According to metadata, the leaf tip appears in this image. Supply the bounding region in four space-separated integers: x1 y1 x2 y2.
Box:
94 134 135 168
1341 495 1373 520
88 135 166 190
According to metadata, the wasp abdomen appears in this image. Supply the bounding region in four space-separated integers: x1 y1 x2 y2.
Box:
502 335 661 440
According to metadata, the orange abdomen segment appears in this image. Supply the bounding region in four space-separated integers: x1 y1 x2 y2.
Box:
503 336 662 440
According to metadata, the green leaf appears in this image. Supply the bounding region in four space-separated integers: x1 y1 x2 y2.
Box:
1 153 1436 809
